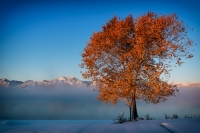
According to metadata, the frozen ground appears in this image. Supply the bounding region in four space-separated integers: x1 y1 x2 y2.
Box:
0 119 200 133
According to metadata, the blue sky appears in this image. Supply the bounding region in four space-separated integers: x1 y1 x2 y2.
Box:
0 0 200 82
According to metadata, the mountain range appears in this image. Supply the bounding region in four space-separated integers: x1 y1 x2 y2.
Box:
0 76 200 88
0 76 95 88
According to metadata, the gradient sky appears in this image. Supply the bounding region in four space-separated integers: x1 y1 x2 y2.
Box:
0 0 200 82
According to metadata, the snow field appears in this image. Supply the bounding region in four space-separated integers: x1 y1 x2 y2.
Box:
0 119 200 133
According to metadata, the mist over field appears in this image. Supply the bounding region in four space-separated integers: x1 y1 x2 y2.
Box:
0 85 126 120
0 84 199 120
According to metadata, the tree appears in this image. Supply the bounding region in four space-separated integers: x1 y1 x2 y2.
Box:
80 12 194 120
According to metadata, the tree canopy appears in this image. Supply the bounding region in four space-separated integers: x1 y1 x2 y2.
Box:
80 12 194 120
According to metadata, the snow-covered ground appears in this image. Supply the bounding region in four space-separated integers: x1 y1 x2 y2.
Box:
0 119 199 133
160 119 200 133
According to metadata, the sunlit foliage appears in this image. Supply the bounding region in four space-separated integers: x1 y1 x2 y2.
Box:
80 12 194 120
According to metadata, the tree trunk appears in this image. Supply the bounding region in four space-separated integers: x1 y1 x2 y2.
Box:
132 94 138 120
129 106 132 120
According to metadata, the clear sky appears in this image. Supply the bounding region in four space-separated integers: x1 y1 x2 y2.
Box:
0 0 200 82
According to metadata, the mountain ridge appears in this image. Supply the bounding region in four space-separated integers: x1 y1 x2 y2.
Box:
0 76 94 88
1 77 200 88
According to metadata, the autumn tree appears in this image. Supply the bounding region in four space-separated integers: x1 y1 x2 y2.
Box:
80 12 194 120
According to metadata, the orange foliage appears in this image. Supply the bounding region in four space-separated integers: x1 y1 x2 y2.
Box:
80 12 194 120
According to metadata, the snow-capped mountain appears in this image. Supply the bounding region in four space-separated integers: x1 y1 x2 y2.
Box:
0 76 95 88
0 78 24 87
0 78 10 87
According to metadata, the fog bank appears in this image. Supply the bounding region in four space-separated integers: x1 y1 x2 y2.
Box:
0 85 199 119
